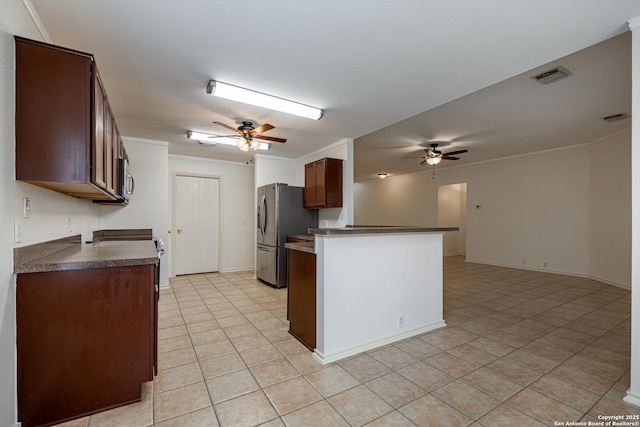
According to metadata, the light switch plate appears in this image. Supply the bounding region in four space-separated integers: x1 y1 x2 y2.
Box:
23 197 31 218
14 220 22 243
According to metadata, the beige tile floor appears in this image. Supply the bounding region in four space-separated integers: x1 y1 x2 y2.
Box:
55 256 639 426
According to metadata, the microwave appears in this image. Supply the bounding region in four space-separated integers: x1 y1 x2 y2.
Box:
119 158 135 200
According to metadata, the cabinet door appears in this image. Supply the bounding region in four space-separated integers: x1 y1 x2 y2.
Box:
324 158 343 208
315 159 327 207
287 249 316 349
304 162 317 207
17 265 156 427
92 73 107 189
114 136 123 197
15 37 92 184
304 158 343 208
104 107 115 195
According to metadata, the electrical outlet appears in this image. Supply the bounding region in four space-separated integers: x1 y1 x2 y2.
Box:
543 262 548 268
398 315 405 328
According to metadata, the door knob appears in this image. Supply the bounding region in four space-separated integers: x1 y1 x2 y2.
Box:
177 229 182 233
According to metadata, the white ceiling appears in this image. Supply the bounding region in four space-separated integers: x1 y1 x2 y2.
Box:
25 1 640 181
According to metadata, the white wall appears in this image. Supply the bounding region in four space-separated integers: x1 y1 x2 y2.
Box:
466 146 590 275
101 137 170 287
588 129 631 287
168 155 255 274
355 138 630 284
354 173 437 226
626 16 640 408
254 154 297 188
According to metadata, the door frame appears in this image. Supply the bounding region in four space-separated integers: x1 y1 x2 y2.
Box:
437 182 468 257
171 172 223 276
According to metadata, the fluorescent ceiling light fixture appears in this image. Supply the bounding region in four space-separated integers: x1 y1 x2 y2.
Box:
206 80 324 120
187 131 270 151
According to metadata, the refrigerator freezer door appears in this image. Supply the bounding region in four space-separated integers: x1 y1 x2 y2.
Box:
262 184 277 247
257 188 266 245
256 244 277 285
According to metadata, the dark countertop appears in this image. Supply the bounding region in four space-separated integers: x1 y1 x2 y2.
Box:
14 234 159 274
309 226 459 236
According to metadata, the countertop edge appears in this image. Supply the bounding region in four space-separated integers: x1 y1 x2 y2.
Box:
14 234 159 274
285 242 315 254
309 227 459 236
15 257 159 274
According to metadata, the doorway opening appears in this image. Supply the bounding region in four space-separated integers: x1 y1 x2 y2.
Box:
437 183 467 257
172 173 221 275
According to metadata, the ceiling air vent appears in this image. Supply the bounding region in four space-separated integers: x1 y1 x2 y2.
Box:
531 66 573 85
601 113 630 123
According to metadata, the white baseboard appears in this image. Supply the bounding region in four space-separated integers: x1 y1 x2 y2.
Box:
312 320 447 365
588 274 630 290
624 389 640 408
463 258 630 290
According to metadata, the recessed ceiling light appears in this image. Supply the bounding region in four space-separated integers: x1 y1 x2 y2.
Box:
378 173 388 179
206 80 324 120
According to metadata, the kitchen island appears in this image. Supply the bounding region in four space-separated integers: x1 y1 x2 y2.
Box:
286 226 457 364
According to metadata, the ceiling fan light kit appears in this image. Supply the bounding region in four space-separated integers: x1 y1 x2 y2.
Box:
425 156 442 166
420 143 468 166
186 130 270 151
207 80 324 120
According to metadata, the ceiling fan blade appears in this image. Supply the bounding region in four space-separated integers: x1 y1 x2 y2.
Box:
419 159 427 165
442 156 460 160
443 149 468 156
212 121 241 134
255 134 286 143
253 123 275 135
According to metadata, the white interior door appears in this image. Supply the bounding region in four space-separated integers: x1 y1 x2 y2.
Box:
174 174 220 275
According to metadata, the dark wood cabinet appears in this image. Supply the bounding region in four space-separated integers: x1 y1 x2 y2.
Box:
304 158 343 208
15 36 125 202
16 264 158 427
287 248 316 350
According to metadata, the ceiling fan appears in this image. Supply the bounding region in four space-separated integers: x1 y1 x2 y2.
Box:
211 121 287 152
420 143 468 166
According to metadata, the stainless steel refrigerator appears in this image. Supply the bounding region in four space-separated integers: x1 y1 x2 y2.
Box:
256 183 318 288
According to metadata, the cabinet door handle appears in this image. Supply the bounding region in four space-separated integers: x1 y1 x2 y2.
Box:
177 229 182 233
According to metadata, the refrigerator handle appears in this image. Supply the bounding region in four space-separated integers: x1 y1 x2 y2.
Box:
257 204 261 231
261 194 267 235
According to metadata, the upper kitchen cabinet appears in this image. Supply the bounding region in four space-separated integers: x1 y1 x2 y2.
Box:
304 158 343 208
15 37 125 202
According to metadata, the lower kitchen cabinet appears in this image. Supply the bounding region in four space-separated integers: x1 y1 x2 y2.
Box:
287 248 316 350
16 264 158 427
